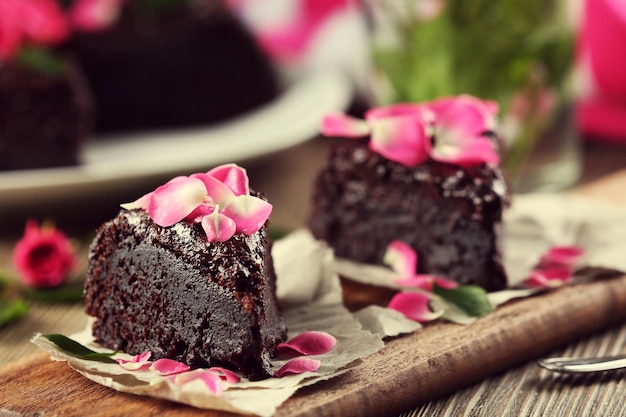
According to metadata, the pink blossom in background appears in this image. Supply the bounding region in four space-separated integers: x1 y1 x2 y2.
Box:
69 0 125 32
12 220 77 288
227 0 352 62
576 0 626 141
0 0 69 60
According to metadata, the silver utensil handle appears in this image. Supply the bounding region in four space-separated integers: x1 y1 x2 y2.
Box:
538 355 626 374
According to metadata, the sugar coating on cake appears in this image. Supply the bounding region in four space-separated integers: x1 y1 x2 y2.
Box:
310 96 509 291
84 163 286 380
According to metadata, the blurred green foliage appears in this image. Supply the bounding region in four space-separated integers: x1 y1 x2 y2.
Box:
372 0 575 113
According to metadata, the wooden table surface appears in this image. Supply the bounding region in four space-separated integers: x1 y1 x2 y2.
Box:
1 133 626 416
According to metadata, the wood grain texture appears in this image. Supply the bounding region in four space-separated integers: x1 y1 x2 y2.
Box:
2 275 626 417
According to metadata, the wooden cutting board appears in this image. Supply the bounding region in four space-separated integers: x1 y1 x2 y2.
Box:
1 170 626 417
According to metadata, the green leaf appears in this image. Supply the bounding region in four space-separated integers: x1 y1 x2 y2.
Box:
16 46 67 76
42 334 118 364
433 284 493 317
0 299 29 328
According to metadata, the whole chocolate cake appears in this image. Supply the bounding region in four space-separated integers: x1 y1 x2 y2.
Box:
84 165 286 380
64 0 279 133
309 96 509 291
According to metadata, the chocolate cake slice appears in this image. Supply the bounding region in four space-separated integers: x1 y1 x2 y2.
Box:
309 96 509 291
309 141 508 292
84 166 286 380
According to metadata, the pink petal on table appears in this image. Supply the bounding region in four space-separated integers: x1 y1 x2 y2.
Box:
274 357 321 378
201 209 237 242
190 173 236 206
321 113 371 138
395 274 458 291
383 240 417 277
431 276 459 290
523 266 573 289
277 331 336 357
387 292 442 323
169 369 225 395
208 367 241 384
196 371 225 395
222 195 273 235
368 115 431 166
150 358 190 375
207 164 250 196
148 177 207 227
539 246 585 269
116 351 152 371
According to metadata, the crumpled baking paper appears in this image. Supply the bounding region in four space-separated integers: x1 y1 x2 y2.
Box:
33 231 388 417
33 194 626 416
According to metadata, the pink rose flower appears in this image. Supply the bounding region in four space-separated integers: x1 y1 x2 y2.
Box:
12 220 78 288
0 0 69 61
576 0 626 141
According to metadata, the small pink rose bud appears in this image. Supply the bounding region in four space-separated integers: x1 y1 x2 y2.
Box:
12 220 78 288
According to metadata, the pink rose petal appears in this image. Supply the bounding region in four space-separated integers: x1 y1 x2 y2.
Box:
201 209 237 242
170 369 236 396
222 195 273 235
196 371 225 395
207 163 250 196
186 203 216 223
395 275 458 291
365 102 433 167
429 95 499 132
116 351 152 371
431 276 459 290
190 173 236 207
368 115 431 166
431 136 500 167
365 102 431 121
208 367 241 384
384 240 458 291
149 358 190 375
321 113 371 138
383 240 417 277
523 266 573 289
387 292 443 323
277 331 336 357
274 357 321 378
539 246 585 269
148 177 207 227
120 191 151 211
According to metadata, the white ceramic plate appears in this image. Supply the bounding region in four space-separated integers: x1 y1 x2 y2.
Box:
0 70 352 208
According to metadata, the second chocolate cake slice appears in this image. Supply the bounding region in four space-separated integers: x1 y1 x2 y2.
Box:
309 95 509 292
